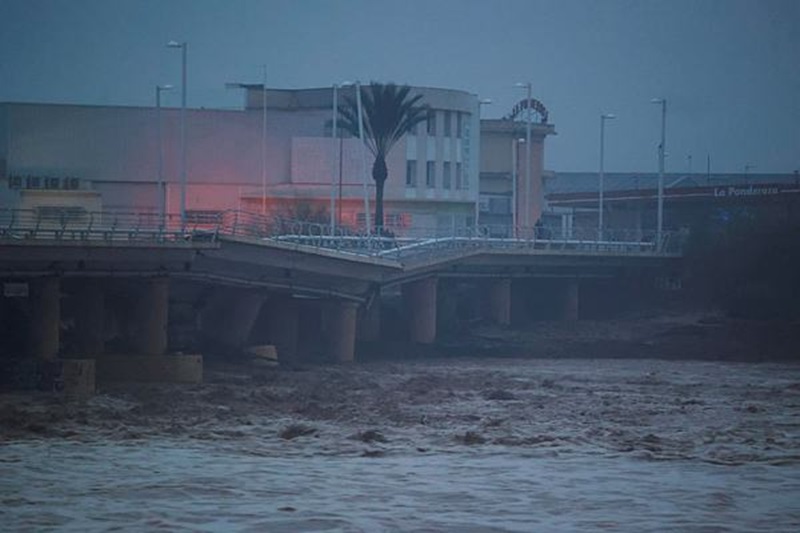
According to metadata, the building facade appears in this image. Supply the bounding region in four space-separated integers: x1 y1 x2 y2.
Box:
0 85 483 237
542 171 800 239
478 98 556 237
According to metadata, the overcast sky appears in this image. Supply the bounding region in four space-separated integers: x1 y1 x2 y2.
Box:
1 0 798 174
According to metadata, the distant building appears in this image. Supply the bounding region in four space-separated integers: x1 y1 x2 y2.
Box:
0 85 483 236
542 171 800 239
478 98 556 236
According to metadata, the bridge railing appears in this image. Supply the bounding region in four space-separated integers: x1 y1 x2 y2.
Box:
1 207 686 257
0 208 219 243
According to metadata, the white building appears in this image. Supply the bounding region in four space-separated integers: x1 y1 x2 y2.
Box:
0 85 482 236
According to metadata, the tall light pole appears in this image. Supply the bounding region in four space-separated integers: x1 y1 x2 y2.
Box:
651 97 666 249
167 40 187 224
598 113 616 240
511 137 525 237
476 98 492 228
330 82 354 234
259 66 267 215
155 84 173 226
226 69 268 215
515 82 533 229
354 81 371 235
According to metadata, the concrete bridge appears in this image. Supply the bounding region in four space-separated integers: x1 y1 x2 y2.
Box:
0 209 683 376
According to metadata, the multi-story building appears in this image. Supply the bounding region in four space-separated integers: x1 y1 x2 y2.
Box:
478 98 556 236
0 85 483 236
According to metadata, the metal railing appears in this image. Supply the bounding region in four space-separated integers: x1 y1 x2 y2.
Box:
1 208 686 258
0 208 219 243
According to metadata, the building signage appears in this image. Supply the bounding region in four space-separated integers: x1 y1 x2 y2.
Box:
7 175 81 190
713 185 781 198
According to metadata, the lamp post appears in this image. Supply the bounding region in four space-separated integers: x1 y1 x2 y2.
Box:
476 98 492 229
226 68 268 215
598 113 615 240
515 82 533 230
167 40 187 225
330 82 354 235
511 137 525 237
354 81 371 235
651 97 666 249
155 84 173 226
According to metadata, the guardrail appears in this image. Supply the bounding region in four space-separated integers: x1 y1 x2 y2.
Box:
1 208 686 258
0 209 219 243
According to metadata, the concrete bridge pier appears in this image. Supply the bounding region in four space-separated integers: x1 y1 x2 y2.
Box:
325 300 358 363
561 278 580 321
200 288 267 354
266 295 299 363
357 296 381 342
29 277 60 360
131 277 169 355
487 278 512 326
73 281 106 356
403 277 438 344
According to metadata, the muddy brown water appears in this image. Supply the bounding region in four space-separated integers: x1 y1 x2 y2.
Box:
2 358 800 531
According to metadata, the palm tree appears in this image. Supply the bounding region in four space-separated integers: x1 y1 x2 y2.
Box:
338 82 428 233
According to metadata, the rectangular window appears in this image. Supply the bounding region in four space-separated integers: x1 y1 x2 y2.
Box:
456 113 463 138
426 161 436 188
444 111 451 137
455 163 463 189
426 110 436 136
408 121 417 135
405 160 417 187
443 162 452 189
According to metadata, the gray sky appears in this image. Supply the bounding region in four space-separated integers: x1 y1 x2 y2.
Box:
1 0 798 174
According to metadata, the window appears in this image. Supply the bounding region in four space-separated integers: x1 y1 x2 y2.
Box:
456 113 463 138
444 111 451 137
408 121 417 135
406 160 417 187
426 161 436 188
426 110 436 135
443 162 452 189
455 163 462 189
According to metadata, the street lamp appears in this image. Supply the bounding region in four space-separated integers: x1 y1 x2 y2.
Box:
651 97 666 249
330 81 354 234
353 81 371 234
476 98 492 228
226 67 268 215
598 113 616 240
515 82 532 230
155 84 173 226
511 137 525 237
167 40 187 225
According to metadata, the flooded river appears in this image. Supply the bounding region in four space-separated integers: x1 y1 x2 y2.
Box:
3 358 800 531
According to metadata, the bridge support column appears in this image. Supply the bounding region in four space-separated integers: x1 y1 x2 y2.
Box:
488 278 512 326
74 281 106 356
29 277 60 360
326 300 358 363
132 277 169 355
267 295 299 363
200 289 266 354
357 297 381 342
403 277 438 344
561 279 580 322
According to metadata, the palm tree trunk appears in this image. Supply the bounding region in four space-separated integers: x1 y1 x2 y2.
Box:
375 178 385 233
372 155 388 233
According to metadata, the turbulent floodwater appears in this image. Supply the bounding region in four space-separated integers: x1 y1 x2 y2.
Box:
2 358 800 531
